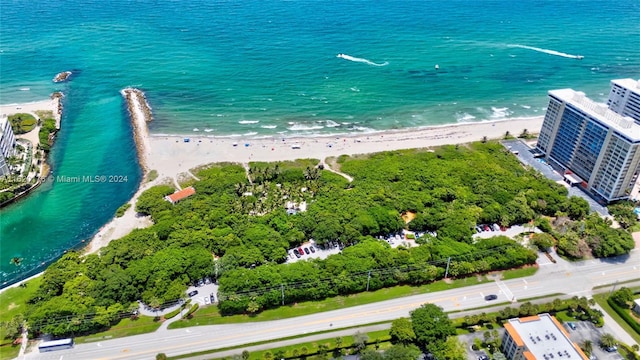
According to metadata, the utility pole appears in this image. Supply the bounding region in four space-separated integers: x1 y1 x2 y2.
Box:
366 270 372 291
609 280 618 296
444 257 451 279
281 284 285 305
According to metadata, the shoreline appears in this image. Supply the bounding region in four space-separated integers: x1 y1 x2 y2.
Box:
1 90 545 289
0 95 63 209
147 115 544 180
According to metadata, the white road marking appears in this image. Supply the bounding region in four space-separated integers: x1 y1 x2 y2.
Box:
496 280 514 302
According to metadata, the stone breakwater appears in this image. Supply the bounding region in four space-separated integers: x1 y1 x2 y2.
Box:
120 88 152 173
52 71 72 83
51 91 63 130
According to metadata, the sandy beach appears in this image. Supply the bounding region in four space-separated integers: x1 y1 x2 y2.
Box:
0 98 60 121
147 117 544 180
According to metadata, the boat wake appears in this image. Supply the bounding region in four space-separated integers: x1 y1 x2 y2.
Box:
337 53 388 66
508 44 583 59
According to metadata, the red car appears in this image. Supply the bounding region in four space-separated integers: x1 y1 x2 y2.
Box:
298 247 304 256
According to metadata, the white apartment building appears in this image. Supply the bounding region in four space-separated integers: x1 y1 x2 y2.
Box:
536 89 640 203
607 78 640 123
0 117 17 176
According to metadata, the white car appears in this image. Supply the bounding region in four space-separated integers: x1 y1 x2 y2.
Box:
204 296 210 305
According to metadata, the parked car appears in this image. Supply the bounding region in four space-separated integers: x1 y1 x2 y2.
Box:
298 247 304 256
204 296 210 305
567 322 576 330
309 246 316 253
484 294 498 301
210 293 215 303
294 250 301 258
304 247 310 255
188 290 198 297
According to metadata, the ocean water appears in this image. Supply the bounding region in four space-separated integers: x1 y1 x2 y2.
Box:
0 0 639 286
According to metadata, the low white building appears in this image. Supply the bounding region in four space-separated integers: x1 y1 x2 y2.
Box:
502 313 588 360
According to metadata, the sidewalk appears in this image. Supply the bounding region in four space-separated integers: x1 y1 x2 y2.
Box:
592 303 639 346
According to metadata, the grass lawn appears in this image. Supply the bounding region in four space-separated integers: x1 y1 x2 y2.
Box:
170 276 491 329
8 113 37 134
0 277 42 360
593 293 640 345
0 276 42 322
553 310 579 323
74 316 162 344
501 266 538 280
0 340 20 360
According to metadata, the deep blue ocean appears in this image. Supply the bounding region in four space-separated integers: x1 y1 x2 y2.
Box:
1 0 639 287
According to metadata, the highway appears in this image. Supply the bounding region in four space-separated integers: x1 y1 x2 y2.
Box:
23 250 639 360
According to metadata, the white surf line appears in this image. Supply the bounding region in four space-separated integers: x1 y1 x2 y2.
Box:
508 44 583 59
336 53 389 66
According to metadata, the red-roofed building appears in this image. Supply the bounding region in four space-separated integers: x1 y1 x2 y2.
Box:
165 186 196 204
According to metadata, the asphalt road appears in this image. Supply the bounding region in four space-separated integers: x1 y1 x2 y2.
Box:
24 250 639 360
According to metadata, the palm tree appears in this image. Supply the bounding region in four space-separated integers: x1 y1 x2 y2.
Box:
581 340 593 356
599 333 616 349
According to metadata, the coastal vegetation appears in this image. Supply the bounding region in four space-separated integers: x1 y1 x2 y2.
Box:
115 203 131 217
37 117 56 152
1 106 59 207
12 142 633 338
8 113 37 134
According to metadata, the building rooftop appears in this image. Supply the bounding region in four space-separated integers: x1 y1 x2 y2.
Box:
611 78 640 93
505 314 588 360
550 88 640 141
166 186 196 204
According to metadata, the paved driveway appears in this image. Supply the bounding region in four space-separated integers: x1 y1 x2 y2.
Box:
502 139 609 216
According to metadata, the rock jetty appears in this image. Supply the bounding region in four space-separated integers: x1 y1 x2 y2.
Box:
120 88 152 173
52 71 72 83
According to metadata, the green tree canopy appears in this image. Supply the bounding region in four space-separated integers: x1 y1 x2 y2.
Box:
410 303 455 352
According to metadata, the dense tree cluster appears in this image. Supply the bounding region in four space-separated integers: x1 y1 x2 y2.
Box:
553 214 634 259
217 236 536 314
23 143 597 336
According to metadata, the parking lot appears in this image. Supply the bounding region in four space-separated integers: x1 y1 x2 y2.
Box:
185 280 218 306
502 139 609 216
286 235 419 263
286 241 340 263
563 321 624 360
459 321 623 360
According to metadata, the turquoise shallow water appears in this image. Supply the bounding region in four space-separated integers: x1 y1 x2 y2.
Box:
1 0 639 286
